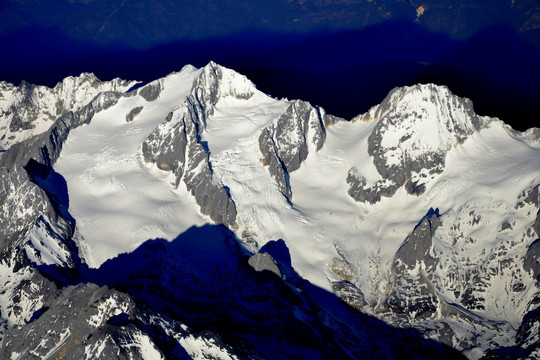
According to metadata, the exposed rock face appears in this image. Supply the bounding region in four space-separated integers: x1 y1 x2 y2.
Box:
138 80 162 102
191 61 255 113
515 184 540 353
331 281 366 311
0 249 58 334
141 62 258 227
347 168 398 204
524 239 540 284
393 208 440 274
328 246 367 312
521 236 540 356
0 283 158 360
513 306 540 359
519 184 540 209
258 128 292 200
380 209 442 324
142 111 186 180
379 211 457 340
259 100 339 201
535 210 540 239
328 257 357 282
126 106 143 122
0 165 51 249
248 252 282 277
0 153 77 337
358 191 540 356
348 84 488 204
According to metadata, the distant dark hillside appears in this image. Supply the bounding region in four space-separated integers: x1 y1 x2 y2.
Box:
0 0 538 130
239 24 540 130
1 0 538 47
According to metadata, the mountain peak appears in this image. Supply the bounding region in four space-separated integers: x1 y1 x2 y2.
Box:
359 83 485 147
0 73 135 151
58 72 100 86
370 83 484 162
193 62 256 105
348 83 491 202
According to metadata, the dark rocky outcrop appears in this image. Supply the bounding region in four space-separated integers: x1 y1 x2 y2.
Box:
380 209 443 324
0 283 150 360
258 128 292 200
258 100 339 201
535 210 540 239
347 168 398 204
393 208 441 274
331 281 366 311
328 257 357 282
524 239 540 284
138 81 162 102
142 103 238 226
248 252 282 277
126 106 143 122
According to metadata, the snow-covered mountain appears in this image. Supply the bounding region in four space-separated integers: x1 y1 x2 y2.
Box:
0 62 539 359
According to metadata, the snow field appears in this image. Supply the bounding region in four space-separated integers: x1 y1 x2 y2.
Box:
55 66 207 267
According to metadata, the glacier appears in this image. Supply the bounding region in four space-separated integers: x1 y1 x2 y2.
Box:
0 61 539 359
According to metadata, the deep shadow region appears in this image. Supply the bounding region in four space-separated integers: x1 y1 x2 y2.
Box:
0 26 308 88
36 223 466 359
238 24 540 130
0 21 538 130
24 147 72 223
23 148 85 282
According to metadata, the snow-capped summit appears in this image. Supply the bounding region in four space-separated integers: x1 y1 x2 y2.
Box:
140 62 261 228
364 83 485 151
347 84 492 202
192 61 256 111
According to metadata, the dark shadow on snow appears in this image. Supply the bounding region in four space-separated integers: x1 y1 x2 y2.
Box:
24 148 73 224
35 222 466 359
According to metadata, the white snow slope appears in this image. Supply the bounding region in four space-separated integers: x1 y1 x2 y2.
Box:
54 66 206 267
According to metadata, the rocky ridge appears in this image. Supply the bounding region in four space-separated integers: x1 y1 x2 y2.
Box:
140 62 258 226
259 99 340 201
